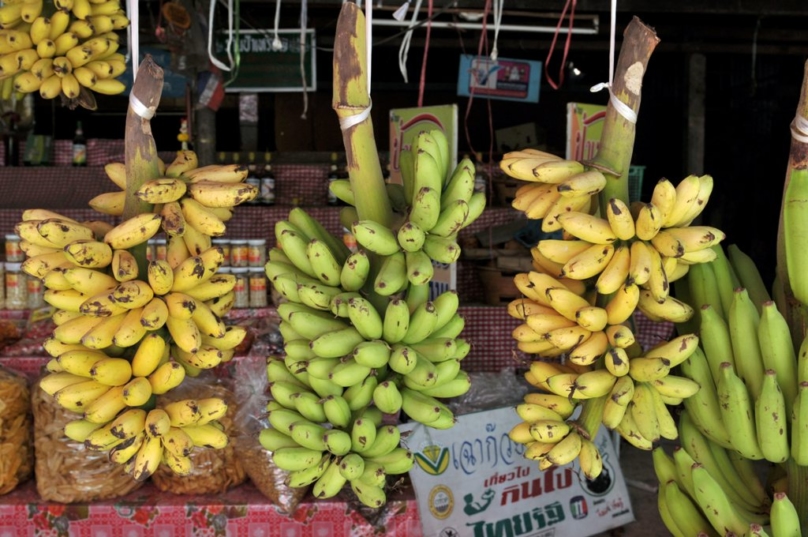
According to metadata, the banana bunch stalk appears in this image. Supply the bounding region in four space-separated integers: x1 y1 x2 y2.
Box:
25 144 258 481
0 0 130 105
264 138 483 506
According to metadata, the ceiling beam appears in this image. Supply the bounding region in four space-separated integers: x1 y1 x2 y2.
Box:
265 0 808 17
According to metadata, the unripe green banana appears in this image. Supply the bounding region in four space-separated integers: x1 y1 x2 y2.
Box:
366 446 415 474
306 238 343 286
408 187 442 232
401 387 442 424
308 376 344 398
410 337 458 363
330 292 361 318
323 429 353 456
405 283 430 313
350 479 387 508
430 199 470 238
716 362 763 460
291 392 328 423
351 417 378 453
343 376 378 411
374 252 408 296
259 428 302 451
402 301 439 344
322 395 352 428
339 453 366 480
287 453 331 487
329 357 372 388
311 327 366 359
289 420 328 451
287 311 350 341
397 221 426 252
421 369 471 398
373 380 403 414
441 158 475 209
404 353 438 389
312 455 348 499
267 408 307 435
756 370 789 463
362 425 401 458
460 192 487 231
388 345 417 375
298 283 344 311
358 460 387 487
423 234 461 264
348 297 384 340
340 250 370 292
352 340 391 369
405 249 434 286
382 299 410 344
352 220 400 256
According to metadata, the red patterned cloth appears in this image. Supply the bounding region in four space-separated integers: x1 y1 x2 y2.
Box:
0 480 421 536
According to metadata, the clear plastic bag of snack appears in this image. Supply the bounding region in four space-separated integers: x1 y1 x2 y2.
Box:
233 354 309 514
31 378 142 503
0 365 32 495
152 373 247 495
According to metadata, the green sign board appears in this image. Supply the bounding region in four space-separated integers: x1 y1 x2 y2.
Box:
216 29 316 92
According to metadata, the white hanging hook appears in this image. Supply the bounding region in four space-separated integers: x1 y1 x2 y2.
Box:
273 0 284 51
208 0 235 71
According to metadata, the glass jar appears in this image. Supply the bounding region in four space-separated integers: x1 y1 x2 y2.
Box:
155 238 167 262
342 228 358 253
0 262 5 308
248 239 267 267
230 240 248 268
232 268 249 308
27 274 44 309
212 239 231 267
5 234 23 262
5 263 27 310
145 239 156 262
248 268 268 308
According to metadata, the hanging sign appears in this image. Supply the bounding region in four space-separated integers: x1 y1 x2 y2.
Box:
401 407 635 537
457 54 542 103
216 29 317 92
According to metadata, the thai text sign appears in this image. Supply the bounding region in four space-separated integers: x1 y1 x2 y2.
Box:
401 406 634 537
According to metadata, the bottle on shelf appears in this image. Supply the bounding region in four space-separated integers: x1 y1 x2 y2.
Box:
245 152 260 205
177 118 191 151
217 151 227 164
261 151 276 206
474 152 487 195
327 152 341 206
72 120 86 167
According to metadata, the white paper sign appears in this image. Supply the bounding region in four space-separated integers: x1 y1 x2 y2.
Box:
401 407 634 537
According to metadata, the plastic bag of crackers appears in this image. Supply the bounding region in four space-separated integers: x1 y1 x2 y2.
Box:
233 355 309 513
31 378 142 503
152 375 247 495
0 366 32 495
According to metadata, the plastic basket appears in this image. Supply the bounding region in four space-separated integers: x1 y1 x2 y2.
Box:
628 165 645 203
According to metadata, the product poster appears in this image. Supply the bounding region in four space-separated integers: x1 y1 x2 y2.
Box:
566 103 607 161
401 407 634 537
457 55 542 103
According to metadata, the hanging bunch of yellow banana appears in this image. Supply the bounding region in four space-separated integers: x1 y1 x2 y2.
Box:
21 149 258 481
0 0 130 103
500 148 725 479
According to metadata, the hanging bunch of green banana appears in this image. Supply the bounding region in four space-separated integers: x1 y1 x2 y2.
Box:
21 148 258 481
639 243 808 536
262 128 485 508
499 146 728 478
0 0 130 103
